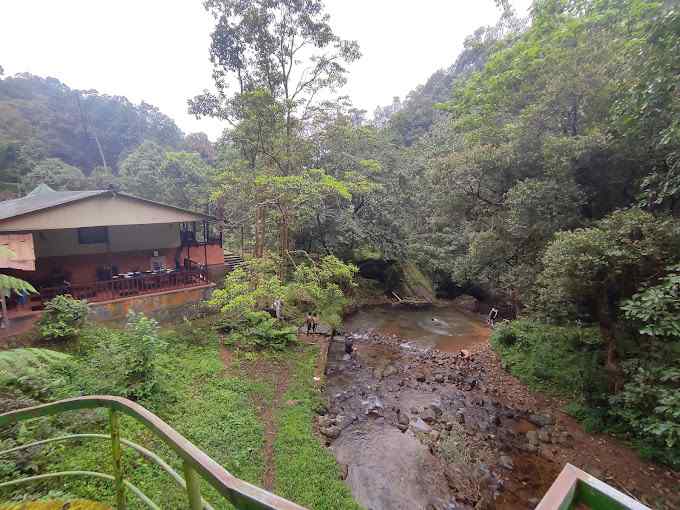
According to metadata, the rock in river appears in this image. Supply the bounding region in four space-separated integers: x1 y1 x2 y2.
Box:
528 413 554 427
411 417 432 434
320 425 341 439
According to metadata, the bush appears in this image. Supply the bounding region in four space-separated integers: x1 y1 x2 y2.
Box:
227 311 298 351
610 353 680 467
66 312 165 399
38 295 89 341
490 320 606 400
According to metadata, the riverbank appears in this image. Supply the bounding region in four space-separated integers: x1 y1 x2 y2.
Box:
321 307 680 510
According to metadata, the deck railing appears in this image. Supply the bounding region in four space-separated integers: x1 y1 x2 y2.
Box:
536 463 651 510
38 269 209 304
0 395 307 510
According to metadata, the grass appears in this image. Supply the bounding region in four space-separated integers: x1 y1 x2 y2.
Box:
490 319 606 398
1 320 361 510
273 347 362 510
36 339 265 509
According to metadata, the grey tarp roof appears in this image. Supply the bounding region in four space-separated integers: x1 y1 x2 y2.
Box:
0 189 107 221
0 186 215 223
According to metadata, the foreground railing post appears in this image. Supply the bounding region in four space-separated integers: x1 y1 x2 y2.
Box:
183 461 202 510
109 409 127 510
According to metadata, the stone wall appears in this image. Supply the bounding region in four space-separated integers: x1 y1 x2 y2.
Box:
88 284 215 322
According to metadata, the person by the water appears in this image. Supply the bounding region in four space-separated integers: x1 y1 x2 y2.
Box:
312 313 319 333
344 335 354 355
487 307 499 328
305 313 313 334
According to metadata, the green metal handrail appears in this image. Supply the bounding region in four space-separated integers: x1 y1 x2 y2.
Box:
536 464 651 510
0 395 308 510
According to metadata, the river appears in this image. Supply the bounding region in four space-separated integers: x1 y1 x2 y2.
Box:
321 303 553 510
343 303 489 353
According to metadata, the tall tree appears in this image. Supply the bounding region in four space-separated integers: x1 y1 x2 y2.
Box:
190 0 361 261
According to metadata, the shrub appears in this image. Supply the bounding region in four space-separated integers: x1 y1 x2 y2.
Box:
70 312 165 399
490 320 606 400
38 295 89 341
610 353 680 467
492 323 517 346
227 311 297 351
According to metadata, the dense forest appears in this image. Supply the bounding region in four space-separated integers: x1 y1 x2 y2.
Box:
1 0 678 486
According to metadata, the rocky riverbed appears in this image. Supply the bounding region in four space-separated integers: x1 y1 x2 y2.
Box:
319 329 568 510
317 315 680 510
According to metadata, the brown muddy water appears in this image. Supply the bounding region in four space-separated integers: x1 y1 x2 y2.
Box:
343 304 488 352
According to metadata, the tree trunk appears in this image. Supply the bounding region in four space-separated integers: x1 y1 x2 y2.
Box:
279 208 289 279
596 289 623 393
255 205 265 258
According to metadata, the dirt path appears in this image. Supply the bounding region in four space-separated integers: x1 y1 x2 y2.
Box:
220 345 291 491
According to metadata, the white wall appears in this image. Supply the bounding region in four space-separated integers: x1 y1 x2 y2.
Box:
34 223 181 257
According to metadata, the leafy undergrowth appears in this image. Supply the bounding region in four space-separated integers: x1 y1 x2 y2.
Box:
490 320 606 399
273 346 362 510
491 320 680 469
1 320 362 509
1 327 264 509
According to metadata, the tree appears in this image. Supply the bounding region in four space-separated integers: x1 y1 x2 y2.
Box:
184 132 217 164
20 158 86 192
536 209 680 388
190 0 361 260
118 142 214 210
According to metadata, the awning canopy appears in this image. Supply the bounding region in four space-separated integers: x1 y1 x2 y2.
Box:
0 233 36 270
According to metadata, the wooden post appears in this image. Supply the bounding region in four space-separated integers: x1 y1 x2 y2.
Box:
203 220 208 270
109 409 126 510
183 461 202 510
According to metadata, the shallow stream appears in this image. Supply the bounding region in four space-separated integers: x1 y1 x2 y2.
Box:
343 304 488 352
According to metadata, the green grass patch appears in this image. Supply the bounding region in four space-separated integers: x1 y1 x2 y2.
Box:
274 346 362 510
490 320 606 399
1 322 361 509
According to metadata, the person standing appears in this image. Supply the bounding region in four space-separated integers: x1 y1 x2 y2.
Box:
312 312 319 334
305 313 313 334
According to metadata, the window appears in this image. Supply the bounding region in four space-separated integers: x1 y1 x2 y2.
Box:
78 226 108 244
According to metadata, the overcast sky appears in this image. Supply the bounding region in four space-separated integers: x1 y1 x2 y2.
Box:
1 0 532 140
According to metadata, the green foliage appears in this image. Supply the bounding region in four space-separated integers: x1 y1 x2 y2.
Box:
621 264 680 339
64 312 165 400
0 73 183 179
0 348 71 388
228 311 298 351
38 295 89 341
0 319 358 508
535 209 680 322
118 142 215 211
211 255 357 338
0 274 37 295
610 356 680 461
493 318 680 467
19 158 86 193
289 255 358 329
490 320 606 399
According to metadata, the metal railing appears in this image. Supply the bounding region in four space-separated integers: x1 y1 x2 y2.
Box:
38 269 209 304
536 463 651 510
0 395 307 510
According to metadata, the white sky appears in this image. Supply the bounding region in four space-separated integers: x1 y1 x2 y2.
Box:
1 0 532 141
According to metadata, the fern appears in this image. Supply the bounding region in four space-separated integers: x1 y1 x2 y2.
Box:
0 348 71 385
